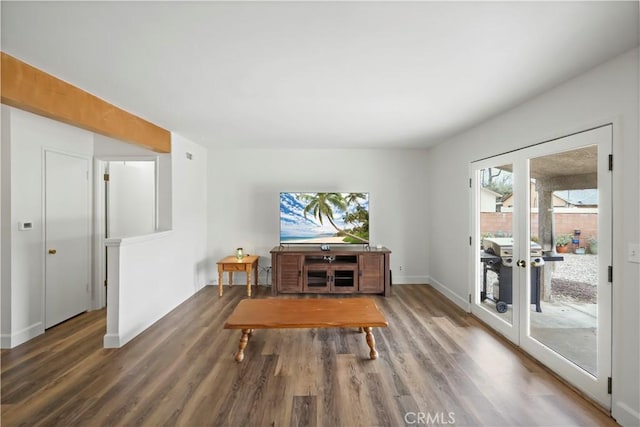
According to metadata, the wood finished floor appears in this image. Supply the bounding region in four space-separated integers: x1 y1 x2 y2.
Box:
1 284 616 426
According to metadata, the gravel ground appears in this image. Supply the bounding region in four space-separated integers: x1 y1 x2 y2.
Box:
551 253 598 303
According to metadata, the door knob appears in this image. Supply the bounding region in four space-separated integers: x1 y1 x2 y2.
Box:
48 249 57 255
516 259 526 268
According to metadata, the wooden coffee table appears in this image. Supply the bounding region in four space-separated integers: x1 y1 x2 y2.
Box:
224 297 388 362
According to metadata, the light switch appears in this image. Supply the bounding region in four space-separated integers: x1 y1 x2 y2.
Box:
630 243 640 264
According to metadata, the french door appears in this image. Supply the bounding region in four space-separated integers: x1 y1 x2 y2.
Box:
470 125 612 407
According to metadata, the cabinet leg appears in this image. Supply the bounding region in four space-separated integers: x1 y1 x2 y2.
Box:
364 327 378 360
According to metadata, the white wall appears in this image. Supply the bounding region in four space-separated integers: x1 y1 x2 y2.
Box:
206 148 429 285
0 106 94 347
171 133 208 290
104 133 207 347
426 48 639 425
1 107 11 344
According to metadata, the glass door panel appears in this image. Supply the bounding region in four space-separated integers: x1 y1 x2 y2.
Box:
519 126 612 407
472 161 517 341
303 265 330 293
527 146 600 376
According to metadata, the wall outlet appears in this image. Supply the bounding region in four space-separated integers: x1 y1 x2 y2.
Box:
399 265 403 271
629 243 640 264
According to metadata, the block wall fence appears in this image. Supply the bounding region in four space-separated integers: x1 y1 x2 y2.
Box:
480 212 598 248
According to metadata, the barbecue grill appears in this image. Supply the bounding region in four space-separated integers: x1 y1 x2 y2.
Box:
480 238 562 313
482 237 544 267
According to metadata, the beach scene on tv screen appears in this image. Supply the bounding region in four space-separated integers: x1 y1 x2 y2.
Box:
280 192 369 244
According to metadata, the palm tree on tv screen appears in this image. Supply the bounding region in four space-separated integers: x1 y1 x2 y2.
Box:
298 192 368 243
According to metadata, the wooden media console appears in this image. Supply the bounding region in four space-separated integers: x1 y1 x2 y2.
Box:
270 246 391 296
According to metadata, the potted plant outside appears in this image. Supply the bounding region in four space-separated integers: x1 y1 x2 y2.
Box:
588 237 598 255
555 234 572 253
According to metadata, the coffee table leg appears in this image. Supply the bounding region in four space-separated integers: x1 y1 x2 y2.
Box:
235 329 251 362
364 327 378 360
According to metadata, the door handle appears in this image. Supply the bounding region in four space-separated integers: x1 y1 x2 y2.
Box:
516 259 526 268
48 249 57 255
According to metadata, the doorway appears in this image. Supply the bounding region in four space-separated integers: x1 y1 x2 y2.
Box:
94 158 158 308
105 160 157 238
44 150 91 328
470 125 612 407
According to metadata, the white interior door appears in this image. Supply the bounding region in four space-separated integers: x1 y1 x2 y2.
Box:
45 150 90 328
470 125 612 407
106 160 156 238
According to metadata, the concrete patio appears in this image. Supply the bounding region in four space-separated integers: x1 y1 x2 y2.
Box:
482 253 599 375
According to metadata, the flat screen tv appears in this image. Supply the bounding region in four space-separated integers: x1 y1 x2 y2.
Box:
279 192 369 245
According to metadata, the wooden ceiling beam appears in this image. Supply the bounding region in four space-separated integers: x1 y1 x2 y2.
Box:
1 52 171 153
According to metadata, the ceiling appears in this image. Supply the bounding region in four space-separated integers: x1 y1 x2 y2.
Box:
1 1 638 150
530 145 597 179
499 144 597 178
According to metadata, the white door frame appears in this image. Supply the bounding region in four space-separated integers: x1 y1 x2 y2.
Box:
469 124 613 408
92 156 158 309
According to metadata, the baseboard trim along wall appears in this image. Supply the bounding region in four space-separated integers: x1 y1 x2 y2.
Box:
103 333 121 349
427 276 470 312
391 275 429 285
1 321 44 348
614 402 640 427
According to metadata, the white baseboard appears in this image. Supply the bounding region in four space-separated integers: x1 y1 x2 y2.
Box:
103 333 121 348
1 322 44 348
104 322 154 348
613 401 640 427
0 334 11 349
104 290 196 349
427 276 470 312
391 275 429 285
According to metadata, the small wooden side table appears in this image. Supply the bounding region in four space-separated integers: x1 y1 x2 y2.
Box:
217 255 259 297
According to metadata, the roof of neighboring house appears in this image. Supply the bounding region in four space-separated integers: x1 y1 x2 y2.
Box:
500 190 597 208
554 189 598 206
481 187 503 198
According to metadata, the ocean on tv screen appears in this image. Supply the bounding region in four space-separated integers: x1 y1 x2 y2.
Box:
279 192 370 244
